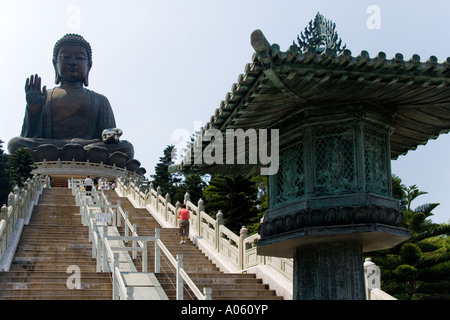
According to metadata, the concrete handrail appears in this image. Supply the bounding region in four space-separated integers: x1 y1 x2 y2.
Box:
71 178 211 300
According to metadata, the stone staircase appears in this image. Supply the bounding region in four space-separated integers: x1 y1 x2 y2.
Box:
0 188 112 300
0 187 282 300
106 191 283 300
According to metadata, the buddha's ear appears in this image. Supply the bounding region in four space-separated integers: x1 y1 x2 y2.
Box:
83 65 91 87
52 59 61 85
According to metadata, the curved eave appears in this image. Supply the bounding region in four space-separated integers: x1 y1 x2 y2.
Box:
178 30 450 175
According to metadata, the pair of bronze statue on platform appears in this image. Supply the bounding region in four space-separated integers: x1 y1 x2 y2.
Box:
8 34 145 175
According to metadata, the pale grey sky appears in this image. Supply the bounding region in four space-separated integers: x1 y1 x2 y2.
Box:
0 0 449 223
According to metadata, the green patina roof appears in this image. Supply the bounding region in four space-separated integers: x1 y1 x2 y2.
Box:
177 26 450 176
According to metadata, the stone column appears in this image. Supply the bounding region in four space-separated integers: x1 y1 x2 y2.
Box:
294 241 365 300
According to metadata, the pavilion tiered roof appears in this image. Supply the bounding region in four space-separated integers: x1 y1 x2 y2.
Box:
177 28 450 176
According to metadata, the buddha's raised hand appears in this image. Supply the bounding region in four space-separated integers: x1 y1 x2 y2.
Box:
25 74 47 114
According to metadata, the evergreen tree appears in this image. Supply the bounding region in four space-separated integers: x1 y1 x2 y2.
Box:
203 174 260 234
173 174 208 205
9 148 35 188
150 145 182 200
0 141 13 206
369 181 450 300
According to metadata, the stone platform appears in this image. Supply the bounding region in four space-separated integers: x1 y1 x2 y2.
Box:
32 159 143 185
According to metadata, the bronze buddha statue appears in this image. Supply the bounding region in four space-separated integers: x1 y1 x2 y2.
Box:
8 34 142 173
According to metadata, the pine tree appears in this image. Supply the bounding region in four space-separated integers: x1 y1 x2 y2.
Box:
173 174 208 205
203 174 260 234
150 145 182 200
369 181 450 300
9 148 35 188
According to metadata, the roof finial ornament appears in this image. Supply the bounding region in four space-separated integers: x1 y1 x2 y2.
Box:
294 12 346 55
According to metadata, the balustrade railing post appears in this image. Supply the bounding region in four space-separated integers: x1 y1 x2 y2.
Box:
175 201 181 228
156 187 161 211
239 225 248 270
132 224 137 259
0 205 8 248
203 287 212 300
144 190 148 206
102 226 108 271
113 252 119 300
165 193 170 224
116 207 121 228
215 211 224 251
198 198 205 236
155 228 160 273
143 241 148 272
184 192 190 205
176 254 184 300
96 230 102 271
125 211 129 237
364 258 381 299
126 287 134 300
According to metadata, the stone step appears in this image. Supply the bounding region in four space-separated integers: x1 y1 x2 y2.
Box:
0 270 111 282
3 188 283 300
9 264 100 272
156 277 268 290
0 188 113 300
0 281 112 290
107 191 283 300
12 254 95 261
0 288 112 299
155 273 281 300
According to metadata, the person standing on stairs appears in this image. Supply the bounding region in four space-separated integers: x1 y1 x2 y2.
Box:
84 175 93 196
178 204 190 244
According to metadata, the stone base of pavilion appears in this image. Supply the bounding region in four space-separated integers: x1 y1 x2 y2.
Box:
257 223 409 300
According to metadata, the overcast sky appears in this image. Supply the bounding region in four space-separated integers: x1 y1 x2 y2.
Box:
0 0 449 223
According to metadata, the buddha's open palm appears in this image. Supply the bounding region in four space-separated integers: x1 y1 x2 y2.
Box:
25 74 47 110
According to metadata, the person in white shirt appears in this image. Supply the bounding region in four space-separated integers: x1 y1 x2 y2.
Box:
84 176 93 196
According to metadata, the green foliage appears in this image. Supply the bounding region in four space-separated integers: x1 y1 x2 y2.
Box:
369 177 450 300
391 174 406 205
246 176 267 235
203 174 261 234
150 145 182 200
150 145 209 205
173 174 208 205
0 141 13 206
9 148 35 188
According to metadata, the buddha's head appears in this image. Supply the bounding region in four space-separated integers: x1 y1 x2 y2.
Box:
52 34 92 86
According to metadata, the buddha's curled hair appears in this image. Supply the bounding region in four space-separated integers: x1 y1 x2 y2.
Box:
53 34 92 67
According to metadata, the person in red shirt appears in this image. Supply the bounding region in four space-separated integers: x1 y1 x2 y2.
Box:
178 204 190 244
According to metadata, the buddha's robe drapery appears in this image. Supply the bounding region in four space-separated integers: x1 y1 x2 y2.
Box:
8 88 134 160
21 88 115 140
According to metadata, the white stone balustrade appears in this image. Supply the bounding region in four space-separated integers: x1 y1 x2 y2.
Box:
115 176 294 298
115 176 398 300
0 174 43 271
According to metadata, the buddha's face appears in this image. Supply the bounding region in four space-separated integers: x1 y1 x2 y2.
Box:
53 45 90 85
